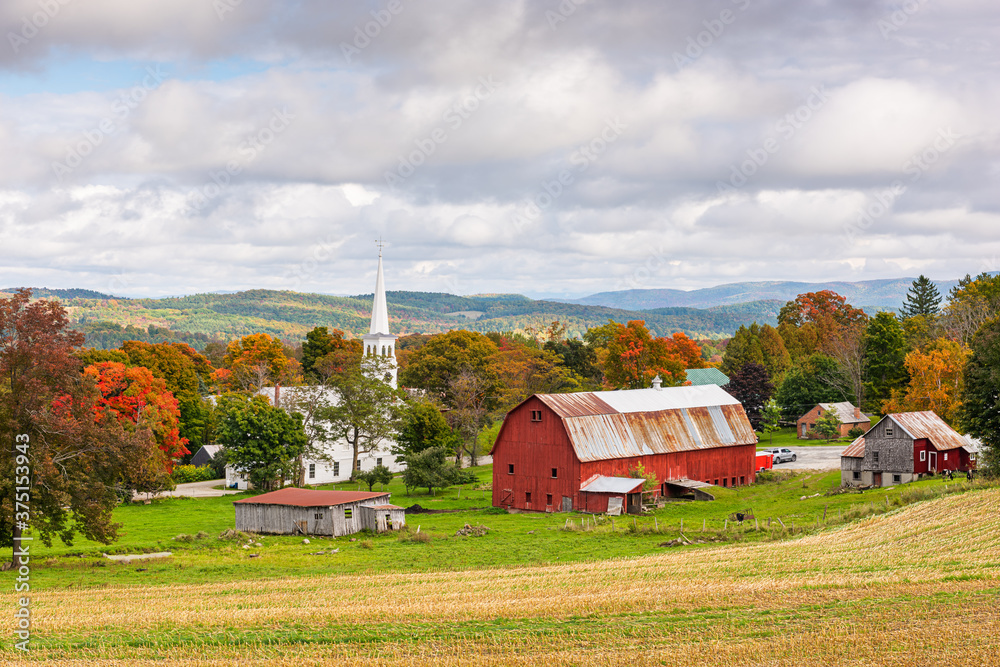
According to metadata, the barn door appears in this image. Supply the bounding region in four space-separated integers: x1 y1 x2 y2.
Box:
501 488 513 506
561 496 572 512
929 451 937 472
873 472 882 487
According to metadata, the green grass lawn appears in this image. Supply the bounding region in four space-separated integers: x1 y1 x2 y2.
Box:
755 426 855 448
7 463 988 591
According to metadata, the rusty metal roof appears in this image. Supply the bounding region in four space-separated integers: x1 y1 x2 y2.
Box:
538 387 756 463
579 475 645 494
842 435 866 458
818 401 870 424
233 488 390 507
888 411 968 451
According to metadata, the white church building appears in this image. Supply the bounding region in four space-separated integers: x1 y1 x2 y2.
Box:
225 250 406 489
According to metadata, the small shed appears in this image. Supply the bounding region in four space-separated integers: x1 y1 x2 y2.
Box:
233 488 404 537
579 475 645 515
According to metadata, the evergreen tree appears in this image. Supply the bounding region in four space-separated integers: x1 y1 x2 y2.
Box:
862 311 910 412
899 275 942 319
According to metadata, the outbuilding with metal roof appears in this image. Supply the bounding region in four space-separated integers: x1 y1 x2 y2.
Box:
233 488 405 536
490 384 758 513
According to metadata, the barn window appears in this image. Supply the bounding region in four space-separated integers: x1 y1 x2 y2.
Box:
333 461 340 476
721 478 728 488
530 410 542 422
731 477 736 487
714 479 719 486
739 476 745 486
892 474 901 483
920 450 926 462
314 512 323 519
873 451 880 464
852 471 861 481
376 457 383 467
546 494 553 505
508 464 514 475
525 492 532 504
551 468 558 478
344 508 353 519
308 463 316 479
886 425 894 437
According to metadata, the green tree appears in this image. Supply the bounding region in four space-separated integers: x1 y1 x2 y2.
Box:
301 327 361 379
722 323 790 381
394 400 453 458
399 330 500 408
356 464 393 491
325 357 401 476
961 317 1000 476
401 446 476 495
774 353 849 418
543 338 601 387
627 462 658 492
215 393 307 491
899 275 942 320
862 312 910 412
814 409 842 442
759 398 783 446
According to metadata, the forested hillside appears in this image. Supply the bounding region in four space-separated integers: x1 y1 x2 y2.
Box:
4 289 778 349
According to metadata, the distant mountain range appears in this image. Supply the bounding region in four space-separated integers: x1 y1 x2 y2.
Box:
2 275 966 349
559 277 962 312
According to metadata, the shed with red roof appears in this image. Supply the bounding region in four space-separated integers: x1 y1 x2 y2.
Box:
233 488 404 536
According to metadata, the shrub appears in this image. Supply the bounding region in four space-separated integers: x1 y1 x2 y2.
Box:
847 426 865 439
171 464 217 485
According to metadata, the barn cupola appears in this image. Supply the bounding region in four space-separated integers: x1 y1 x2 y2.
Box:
651 375 663 390
361 243 398 388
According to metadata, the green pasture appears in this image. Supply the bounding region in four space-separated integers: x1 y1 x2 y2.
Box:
5 464 988 591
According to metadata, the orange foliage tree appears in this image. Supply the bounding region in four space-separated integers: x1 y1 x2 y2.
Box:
882 339 970 426
604 321 693 389
213 333 301 391
84 361 189 471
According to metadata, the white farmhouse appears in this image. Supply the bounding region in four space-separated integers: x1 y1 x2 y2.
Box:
225 250 404 489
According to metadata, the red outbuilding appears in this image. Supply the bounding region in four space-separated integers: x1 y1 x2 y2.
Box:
490 384 758 513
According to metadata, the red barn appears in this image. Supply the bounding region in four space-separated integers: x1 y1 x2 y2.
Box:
490 385 758 513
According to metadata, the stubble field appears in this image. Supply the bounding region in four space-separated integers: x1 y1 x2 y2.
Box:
4 487 999 665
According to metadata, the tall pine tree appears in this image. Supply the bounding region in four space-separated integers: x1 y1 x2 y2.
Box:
899 275 942 319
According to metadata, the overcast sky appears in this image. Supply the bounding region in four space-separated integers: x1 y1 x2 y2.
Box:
0 0 997 299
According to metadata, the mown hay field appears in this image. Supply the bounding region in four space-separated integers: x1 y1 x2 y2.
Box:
5 488 1000 665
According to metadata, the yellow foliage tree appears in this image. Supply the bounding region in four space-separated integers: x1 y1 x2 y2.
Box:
882 339 969 426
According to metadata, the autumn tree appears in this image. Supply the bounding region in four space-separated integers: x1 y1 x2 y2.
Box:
862 312 910 411
882 339 969 426
215 393 307 491
778 291 867 355
301 327 361 379
491 339 578 413
84 361 190 471
943 273 1000 344
899 275 942 320
214 333 301 392
0 290 165 567
399 330 500 408
722 323 790 381
722 363 774 430
604 321 687 389
961 317 1000 476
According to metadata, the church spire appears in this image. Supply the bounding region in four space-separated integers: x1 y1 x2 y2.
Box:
369 242 390 335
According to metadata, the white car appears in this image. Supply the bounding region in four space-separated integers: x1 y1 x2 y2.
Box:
762 447 797 464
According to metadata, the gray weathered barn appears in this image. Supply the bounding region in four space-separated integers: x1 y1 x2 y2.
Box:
233 488 405 537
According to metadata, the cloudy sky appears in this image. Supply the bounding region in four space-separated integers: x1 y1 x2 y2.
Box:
0 0 997 299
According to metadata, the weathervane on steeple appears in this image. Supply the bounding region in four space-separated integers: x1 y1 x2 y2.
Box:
375 237 385 257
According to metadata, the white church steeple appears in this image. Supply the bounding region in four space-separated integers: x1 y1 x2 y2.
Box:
361 241 398 388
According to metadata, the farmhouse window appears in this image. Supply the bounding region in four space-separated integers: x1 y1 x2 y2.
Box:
944 453 948 461
551 468 558 478
376 457 383 467
530 410 542 422
525 491 532 504
873 451 880 464
546 494 553 505
333 461 340 476
893 474 901 483
356 460 362 471
920 450 926 462
344 508 353 519
309 463 316 479
853 471 861 481
508 464 515 474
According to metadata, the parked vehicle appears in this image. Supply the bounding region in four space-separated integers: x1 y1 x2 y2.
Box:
761 447 797 464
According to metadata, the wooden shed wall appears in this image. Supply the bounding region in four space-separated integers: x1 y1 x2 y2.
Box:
360 506 406 532
235 503 334 536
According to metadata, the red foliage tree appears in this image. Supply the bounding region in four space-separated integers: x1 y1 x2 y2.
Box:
83 362 189 471
604 321 688 389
